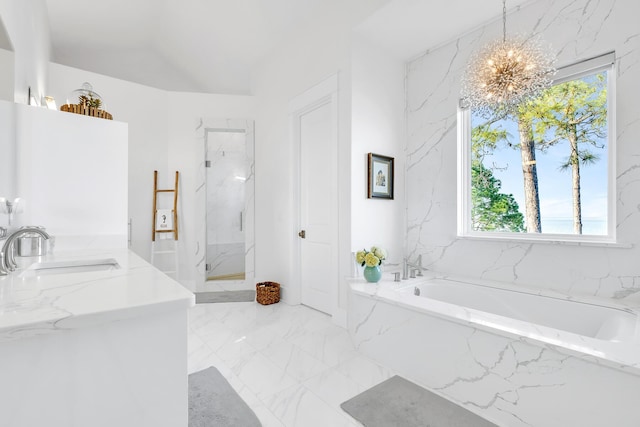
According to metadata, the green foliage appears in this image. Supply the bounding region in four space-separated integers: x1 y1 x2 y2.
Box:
78 94 102 109
471 161 525 232
471 117 524 232
471 122 510 162
535 73 607 170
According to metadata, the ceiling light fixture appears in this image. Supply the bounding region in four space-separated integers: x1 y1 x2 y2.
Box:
460 0 556 117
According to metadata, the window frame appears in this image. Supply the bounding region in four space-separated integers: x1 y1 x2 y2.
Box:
457 52 617 244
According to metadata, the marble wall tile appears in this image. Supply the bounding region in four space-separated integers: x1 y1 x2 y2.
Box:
406 0 640 299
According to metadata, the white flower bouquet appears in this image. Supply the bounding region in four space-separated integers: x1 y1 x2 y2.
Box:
355 246 387 267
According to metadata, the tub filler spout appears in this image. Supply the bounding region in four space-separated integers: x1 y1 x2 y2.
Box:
402 255 427 280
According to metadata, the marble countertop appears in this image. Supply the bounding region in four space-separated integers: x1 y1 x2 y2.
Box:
0 248 195 343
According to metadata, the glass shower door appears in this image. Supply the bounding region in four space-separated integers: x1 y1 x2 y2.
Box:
206 130 246 281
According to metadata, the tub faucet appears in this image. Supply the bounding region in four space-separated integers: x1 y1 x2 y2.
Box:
0 227 50 275
402 255 426 280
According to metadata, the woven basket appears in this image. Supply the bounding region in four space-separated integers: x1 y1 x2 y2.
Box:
256 281 280 305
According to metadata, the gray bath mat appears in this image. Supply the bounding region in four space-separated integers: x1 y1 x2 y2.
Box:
341 375 497 427
189 366 261 427
195 290 255 304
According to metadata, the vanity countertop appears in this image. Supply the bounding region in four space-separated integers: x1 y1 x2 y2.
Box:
0 248 195 343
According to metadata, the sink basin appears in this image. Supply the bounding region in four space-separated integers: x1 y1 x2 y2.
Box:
21 258 120 276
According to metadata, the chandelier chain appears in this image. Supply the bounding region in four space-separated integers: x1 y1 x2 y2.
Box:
502 0 507 43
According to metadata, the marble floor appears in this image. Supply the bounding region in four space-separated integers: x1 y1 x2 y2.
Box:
188 302 396 427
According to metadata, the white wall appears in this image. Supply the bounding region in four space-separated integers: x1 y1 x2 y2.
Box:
0 48 13 101
406 0 640 300
48 63 168 261
351 35 405 269
0 100 15 225
0 0 50 104
250 0 390 320
251 10 350 313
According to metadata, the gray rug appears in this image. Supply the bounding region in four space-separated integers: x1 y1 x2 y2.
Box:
189 366 261 427
341 375 498 427
195 290 255 304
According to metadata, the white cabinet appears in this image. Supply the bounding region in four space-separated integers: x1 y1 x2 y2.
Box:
15 104 128 245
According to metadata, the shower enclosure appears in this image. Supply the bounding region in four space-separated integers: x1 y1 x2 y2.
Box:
206 129 247 282
195 119 255 293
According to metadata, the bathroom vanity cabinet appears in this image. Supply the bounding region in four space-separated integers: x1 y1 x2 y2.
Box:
0 248 194 427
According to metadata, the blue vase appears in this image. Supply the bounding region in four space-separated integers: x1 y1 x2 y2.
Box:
363 265 382 283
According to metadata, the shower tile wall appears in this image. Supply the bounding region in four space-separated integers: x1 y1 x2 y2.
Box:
194 119 255 292
405 0 640 300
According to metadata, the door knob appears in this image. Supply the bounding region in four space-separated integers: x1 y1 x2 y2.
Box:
298 230 306 239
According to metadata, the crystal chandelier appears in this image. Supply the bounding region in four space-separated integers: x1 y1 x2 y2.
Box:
461 0 556 117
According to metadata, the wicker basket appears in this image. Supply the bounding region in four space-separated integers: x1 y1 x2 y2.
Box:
256 281 280 305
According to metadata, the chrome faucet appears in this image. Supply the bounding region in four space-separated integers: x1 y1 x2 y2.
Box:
402 254 427 280
0 227 50 275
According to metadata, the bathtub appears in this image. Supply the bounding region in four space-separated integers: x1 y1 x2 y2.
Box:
348 274 640 427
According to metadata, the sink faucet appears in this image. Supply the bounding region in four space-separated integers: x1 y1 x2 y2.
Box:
402 254 427 280
0 227 50 275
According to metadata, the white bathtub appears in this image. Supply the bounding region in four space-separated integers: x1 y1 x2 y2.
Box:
404 278 637 342
349 275 640 427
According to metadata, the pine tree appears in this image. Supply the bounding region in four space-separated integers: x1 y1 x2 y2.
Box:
531 73 607 234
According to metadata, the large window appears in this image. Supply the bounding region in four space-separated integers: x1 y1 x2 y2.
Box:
458 53 615 242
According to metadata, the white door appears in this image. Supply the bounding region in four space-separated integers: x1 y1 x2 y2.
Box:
297 98 337 314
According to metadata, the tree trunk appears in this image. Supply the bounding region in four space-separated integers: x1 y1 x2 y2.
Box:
569 129 583 234
518 118 542 233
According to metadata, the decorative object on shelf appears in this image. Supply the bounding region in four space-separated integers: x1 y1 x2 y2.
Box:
0 197 22 225
28 86 38 106
43 96 57 110
256 281 280 305
60 82 113 120
356 246 387 283
460 0 556 117
367 153 394 199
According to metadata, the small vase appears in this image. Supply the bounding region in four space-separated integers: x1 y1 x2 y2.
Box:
363 265 382 283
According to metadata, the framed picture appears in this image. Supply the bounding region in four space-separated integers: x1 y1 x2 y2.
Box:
367 153 394 199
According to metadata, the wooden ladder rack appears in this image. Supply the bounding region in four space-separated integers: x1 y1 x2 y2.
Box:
152 170 179 241
151 170 179 279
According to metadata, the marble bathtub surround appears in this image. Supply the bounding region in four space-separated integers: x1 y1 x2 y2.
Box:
348 275 640 426
350 274 640 374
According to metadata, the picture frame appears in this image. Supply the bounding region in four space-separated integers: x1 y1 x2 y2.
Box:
367 153 394 199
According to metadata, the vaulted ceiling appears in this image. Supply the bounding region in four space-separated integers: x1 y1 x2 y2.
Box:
44 0 532 95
